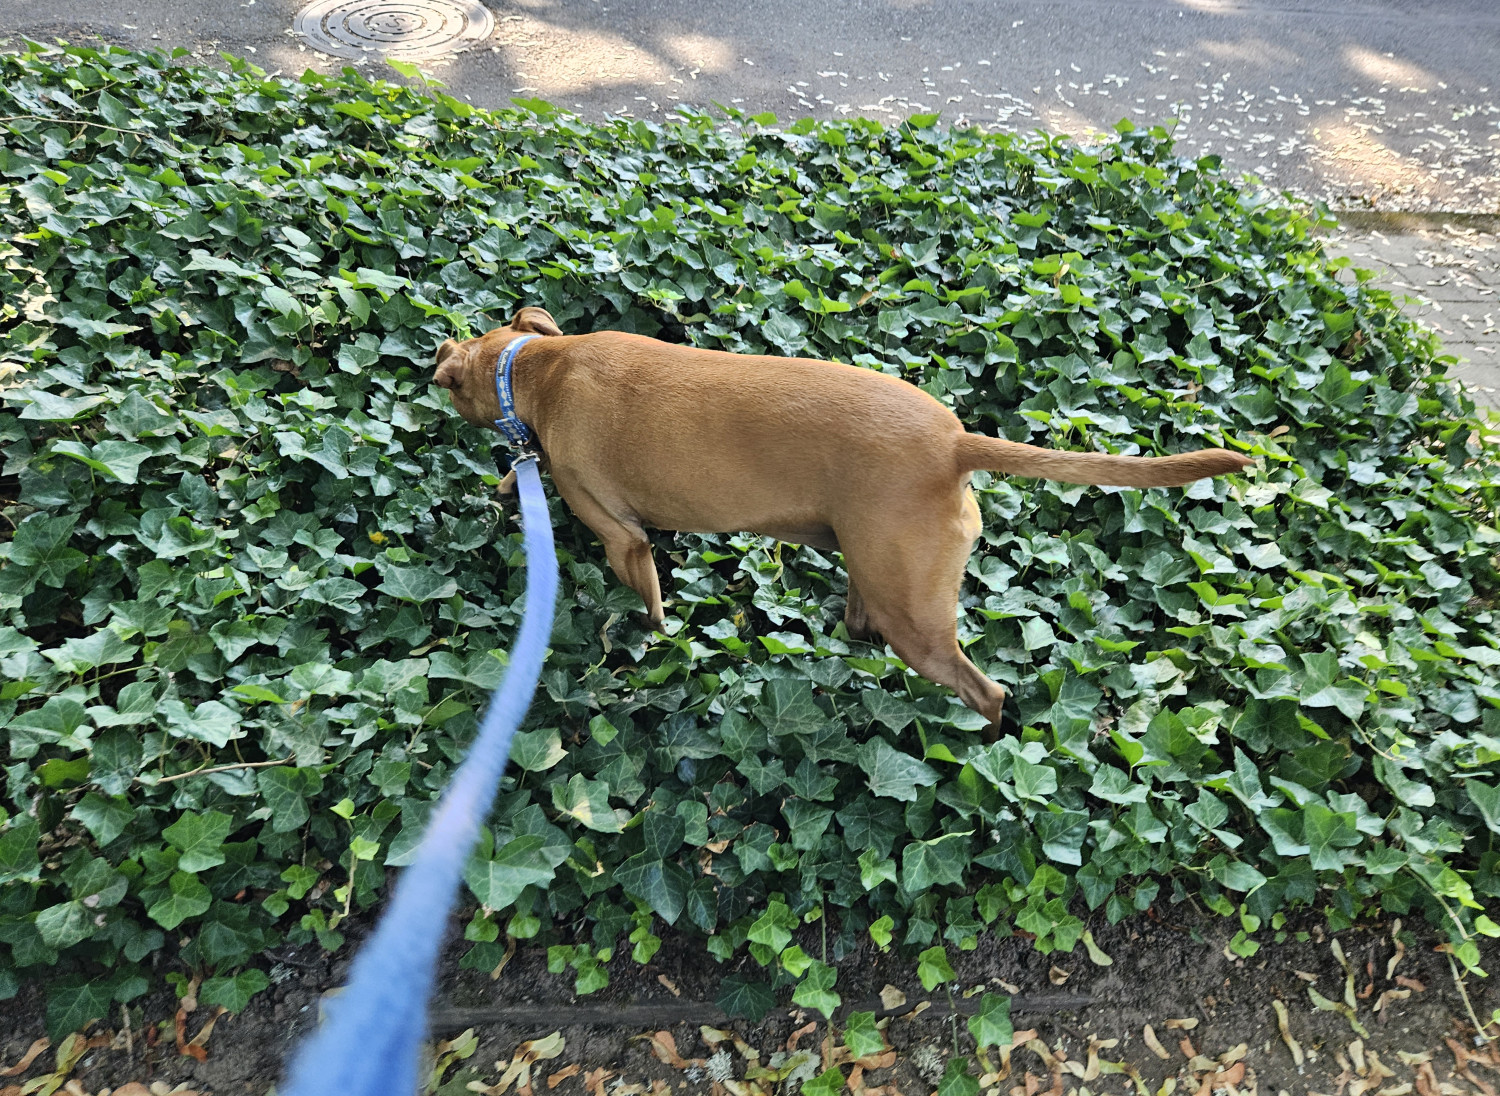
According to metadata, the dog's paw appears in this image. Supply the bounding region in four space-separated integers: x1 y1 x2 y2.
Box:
496 469 517 496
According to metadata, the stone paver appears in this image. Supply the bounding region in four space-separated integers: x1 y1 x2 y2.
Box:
1326 223 1500 409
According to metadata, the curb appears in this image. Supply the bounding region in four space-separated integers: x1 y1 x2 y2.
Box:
426 993 1095 1035
1324 210 1500 235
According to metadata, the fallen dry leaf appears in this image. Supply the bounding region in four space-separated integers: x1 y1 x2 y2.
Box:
899 1001 930 1021
1374 988 1411 1012
786 1022 817 1051
174 1008 206 1063
1414 1059 1440 1096
582 1066 615 1096
1295 969 1320 982
185 1008 225 1060
1194 1060 1245 1096
0 1038 48 1077
641 1031 692 1069
1219 1043 1248 1067
700 1026 734 1046
1178 1036 1198 1060
1272 1000 1305 1068
490 933 518 980
1396 975 1426 993
1047 965 1070 986
1387 920 1406 981
1164 1018 1199 1031
1023 1037 1061 1072
486 1031 567 1096
879 985 906 1011
857 1049 897 1071
547 1063 580 1089
656 975 681 998
1142 1025 1171 1060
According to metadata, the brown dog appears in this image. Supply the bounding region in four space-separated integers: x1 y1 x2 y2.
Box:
434 307 1253 727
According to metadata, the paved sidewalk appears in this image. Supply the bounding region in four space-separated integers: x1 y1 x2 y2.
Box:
1326 222 1500 409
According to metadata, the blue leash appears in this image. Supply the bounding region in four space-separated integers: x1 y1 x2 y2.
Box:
280 455 556 1096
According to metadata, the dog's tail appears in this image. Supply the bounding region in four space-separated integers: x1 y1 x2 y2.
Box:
954 433 1253 488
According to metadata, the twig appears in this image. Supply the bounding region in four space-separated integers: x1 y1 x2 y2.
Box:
148 755 294 785
1446 948 1493 1045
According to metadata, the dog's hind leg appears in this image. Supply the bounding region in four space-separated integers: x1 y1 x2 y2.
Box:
552 480 665 625
840 489 1007 728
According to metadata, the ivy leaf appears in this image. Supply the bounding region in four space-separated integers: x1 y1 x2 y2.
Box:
844 1011 886 1058
1303 804 1361 871
49 439 152 484
162 811 234 873
902 831 971 892
464 835 557 910
36 901 94 949
1466 780 1500 834
717 975 775 1021
377 565 458 603
756 679 827 737
45 977 114 1041
801 1069 846 1096
917 944 956 991
71 794 133 847
968 992 1013 1050
146 871 212 930
201 969 270 1013
860 738 940 802
791 959 840 1019
613 854 689 924
512 727 568 772
552 774 624 833
937 1058 981 1096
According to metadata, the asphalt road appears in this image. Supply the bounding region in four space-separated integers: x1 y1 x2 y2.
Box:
5 0 1499 212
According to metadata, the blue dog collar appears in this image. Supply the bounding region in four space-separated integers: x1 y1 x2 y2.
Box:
493 335 541 453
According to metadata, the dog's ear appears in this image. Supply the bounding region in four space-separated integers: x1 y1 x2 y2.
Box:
433 339 461 389
511 306 563 337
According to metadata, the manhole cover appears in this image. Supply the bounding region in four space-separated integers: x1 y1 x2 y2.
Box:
293 0 494 61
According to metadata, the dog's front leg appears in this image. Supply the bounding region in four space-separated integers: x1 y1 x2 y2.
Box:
553 478 666 626
843 576 882 644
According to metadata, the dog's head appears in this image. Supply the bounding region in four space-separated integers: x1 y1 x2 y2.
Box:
433 307 563 428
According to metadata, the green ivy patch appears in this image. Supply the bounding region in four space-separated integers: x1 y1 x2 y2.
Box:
1 42 1498 1036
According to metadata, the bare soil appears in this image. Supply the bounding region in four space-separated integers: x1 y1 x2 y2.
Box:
4 905 1498 1096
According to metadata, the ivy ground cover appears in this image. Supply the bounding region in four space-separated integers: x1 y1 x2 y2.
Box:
2 42 1499 1038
